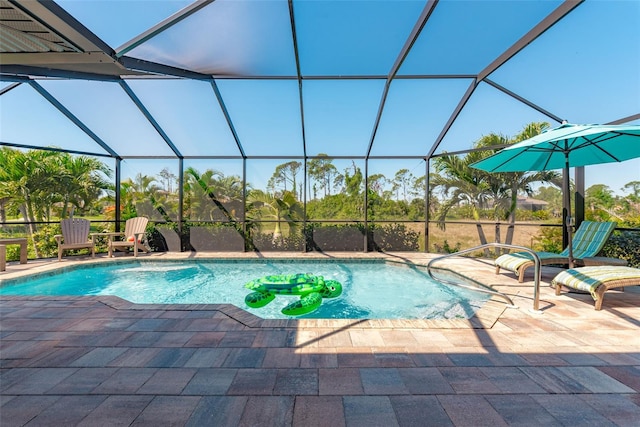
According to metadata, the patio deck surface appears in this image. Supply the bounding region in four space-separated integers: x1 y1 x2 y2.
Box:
1 252 639 426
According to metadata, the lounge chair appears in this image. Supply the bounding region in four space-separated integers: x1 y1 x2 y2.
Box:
107 217 149 257
495 221 617 282
552 266 640 310
55 218 96 261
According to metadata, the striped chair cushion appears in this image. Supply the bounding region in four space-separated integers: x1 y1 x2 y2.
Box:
569 221 617 259
495 251 567 271
551 266 640 300
495 221 616 273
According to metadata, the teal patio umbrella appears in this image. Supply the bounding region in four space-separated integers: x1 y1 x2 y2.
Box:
471 123 640 265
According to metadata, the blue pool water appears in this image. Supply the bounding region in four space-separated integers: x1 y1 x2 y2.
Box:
0 259 488 320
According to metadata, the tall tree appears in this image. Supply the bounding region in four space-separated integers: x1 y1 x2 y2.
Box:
158 167 177 193
585 184 619 221
268 161 302 199
343 162 363 198
308 154 339 198
392 169 413 202
410 174 426 201
622 181 640 200
620 181 640 225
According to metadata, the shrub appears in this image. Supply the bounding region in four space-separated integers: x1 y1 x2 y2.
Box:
32 224 60 259
144 221 181 250
532 226 562 253
146 221 249 252
514 210 535 221
251 229 305 251
531 210 551 221
307 223 364 251
369 223 420 251
3 244 23 262
600 231 640 267
433 240 461 254
305 223 420 252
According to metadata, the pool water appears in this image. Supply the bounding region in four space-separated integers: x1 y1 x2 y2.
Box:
0 259 488 320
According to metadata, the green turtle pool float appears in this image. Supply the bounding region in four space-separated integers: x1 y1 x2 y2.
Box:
244 273 343 316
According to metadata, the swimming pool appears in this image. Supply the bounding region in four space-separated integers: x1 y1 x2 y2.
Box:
0 259 488 320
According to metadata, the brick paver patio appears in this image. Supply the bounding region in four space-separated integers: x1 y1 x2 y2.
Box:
1 252 639 426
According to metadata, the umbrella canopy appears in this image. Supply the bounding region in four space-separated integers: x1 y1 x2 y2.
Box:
471 123 640 265
470 123 640 173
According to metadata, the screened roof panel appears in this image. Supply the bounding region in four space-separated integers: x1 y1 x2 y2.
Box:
0 83 109 155
1 81 15 90
437 82 558 154
303 79 385 157
216 79 302 157
57 0 191 50
294 0 424 76
371 78 472 157
38 80 176 157
399 0 563 76
126 79 239 157
126 0 296 76
488 0 640 125
0 0 638 180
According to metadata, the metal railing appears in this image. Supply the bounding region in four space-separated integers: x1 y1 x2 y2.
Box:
426 243 542 312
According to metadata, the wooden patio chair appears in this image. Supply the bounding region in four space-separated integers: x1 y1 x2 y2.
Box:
107 217 149 257
55 218 96 261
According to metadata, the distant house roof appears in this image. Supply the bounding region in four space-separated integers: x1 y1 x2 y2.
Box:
517 197 549 211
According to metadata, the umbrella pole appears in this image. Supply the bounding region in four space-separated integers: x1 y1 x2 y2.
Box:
562 154 574 268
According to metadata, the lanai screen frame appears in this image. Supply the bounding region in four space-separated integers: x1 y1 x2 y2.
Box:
1 0 638 252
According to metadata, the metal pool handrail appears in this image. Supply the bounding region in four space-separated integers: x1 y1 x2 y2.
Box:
426 243 542 312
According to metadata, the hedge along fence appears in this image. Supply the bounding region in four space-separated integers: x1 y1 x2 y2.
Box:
108 221 640 264
144 222 421 253
600 230 640 268
2 222 636 265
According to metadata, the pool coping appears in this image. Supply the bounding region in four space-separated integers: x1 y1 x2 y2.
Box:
0 252 511 329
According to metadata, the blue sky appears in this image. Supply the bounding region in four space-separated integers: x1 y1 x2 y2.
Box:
1 0 638 196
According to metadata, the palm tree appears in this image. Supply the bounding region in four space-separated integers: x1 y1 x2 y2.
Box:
0 148 112 257
432 153 494 247
119 173 163 219
0 148 30 222
247 189 303 243
496 123 563 247
54 153 112 218
184 167 239 222
0 148 56 228
432 122 562 251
